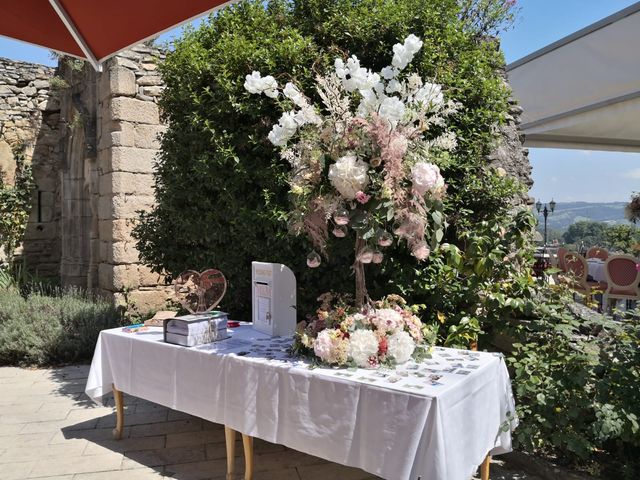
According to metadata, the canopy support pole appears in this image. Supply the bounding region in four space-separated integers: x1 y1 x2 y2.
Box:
48 0 102 71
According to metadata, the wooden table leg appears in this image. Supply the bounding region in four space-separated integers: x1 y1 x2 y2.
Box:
224 427 254 480
225 426 237 480
480 455 491 480
112 384 124 440
242 434 254 480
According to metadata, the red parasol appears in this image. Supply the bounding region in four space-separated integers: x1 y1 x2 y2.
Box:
0 0 234 70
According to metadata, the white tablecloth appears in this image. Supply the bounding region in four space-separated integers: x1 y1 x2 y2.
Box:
86 326 517 480
587 259 606 282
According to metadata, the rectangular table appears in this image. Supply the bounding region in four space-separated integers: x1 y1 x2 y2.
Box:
85 325 517 480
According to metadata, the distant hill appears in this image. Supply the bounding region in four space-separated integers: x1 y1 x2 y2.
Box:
538 202 628 231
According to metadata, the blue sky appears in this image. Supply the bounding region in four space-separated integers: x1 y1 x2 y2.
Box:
0 0 638 203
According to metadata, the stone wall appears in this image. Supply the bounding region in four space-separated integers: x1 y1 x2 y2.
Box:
486 74 534 206
0 57 62 275
94 46 173 313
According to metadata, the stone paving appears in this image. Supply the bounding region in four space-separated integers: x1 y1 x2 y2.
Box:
0 365 540 480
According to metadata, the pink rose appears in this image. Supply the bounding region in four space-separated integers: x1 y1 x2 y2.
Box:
355 191 371 204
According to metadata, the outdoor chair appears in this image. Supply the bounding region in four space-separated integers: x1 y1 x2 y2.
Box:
556 246 568 272
586 247 609 261
562 251 607 305
603 255 640 312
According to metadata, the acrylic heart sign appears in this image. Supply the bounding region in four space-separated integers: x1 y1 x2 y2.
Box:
174 269 227 314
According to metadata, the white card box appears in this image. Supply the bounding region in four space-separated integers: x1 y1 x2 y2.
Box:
163 312 229 347
251 262 296 337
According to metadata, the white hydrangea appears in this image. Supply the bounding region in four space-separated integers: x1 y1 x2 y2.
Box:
283 82 307 108
268 111 298 147
348 330 379 368
411 162 445 196
328 155 370 199
244 71 279 98
378 96 406 124
387 330 416 364
391 34 423 70
414 82 444 107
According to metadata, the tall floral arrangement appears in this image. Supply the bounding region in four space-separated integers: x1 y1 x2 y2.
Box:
245 35 458 307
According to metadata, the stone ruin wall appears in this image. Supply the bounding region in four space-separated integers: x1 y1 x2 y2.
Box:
1 46 533 314
0 57 62 274
94 46 173 313
0 48 172 313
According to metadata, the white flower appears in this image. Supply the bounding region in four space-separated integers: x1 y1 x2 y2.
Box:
391 34 423 70
335 55 380 93
411 162 445 196
283 82 307 108
328 155 370 199
378 96 405 124
294 105 322 126
385 79 403 94
381 66 399 80
407 73 423 90
244 71 279 98
371 308 404 332
352 313 369 326
387 330 416 364
414 82 444 107
244 71 263 94
357 89 381 117
348 330 379 368
268 111 298 147
431 131 457 151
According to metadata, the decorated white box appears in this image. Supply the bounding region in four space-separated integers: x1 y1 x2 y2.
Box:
251 262 296 337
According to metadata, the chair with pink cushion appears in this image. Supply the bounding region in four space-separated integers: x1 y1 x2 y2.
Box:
586 247 609 261
562 251 607 304
556 246 568 272
603 255 640 312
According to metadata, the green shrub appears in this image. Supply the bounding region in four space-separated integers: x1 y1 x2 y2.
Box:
0 144 34 264
507 287 640 477
133 0 520 320
0 287 122 366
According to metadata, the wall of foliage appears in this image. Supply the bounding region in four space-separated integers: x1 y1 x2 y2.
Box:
133 0 524 322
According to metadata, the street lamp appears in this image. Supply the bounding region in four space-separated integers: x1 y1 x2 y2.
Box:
535 199 556 247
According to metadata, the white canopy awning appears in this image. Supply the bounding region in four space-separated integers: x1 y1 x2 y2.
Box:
507 2 640 152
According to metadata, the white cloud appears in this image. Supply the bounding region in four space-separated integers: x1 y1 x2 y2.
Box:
625 168 640 180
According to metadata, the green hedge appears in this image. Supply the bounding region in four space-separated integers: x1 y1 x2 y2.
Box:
0 288 122 366
133 0 521 320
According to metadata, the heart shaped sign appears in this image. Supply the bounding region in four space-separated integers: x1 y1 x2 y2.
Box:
174 269 227 314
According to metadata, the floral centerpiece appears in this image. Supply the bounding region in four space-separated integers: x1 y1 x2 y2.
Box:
293 293 437 368
245 35 457 366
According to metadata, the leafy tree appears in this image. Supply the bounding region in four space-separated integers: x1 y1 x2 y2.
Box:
605 224 640 254
562 220 608 247
133 0 523 319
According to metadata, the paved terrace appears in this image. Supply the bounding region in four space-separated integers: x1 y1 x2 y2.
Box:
0 365 537 480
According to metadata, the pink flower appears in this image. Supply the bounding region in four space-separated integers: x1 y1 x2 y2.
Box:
412 241 430 261
636 263 640 272
355 191 371 204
